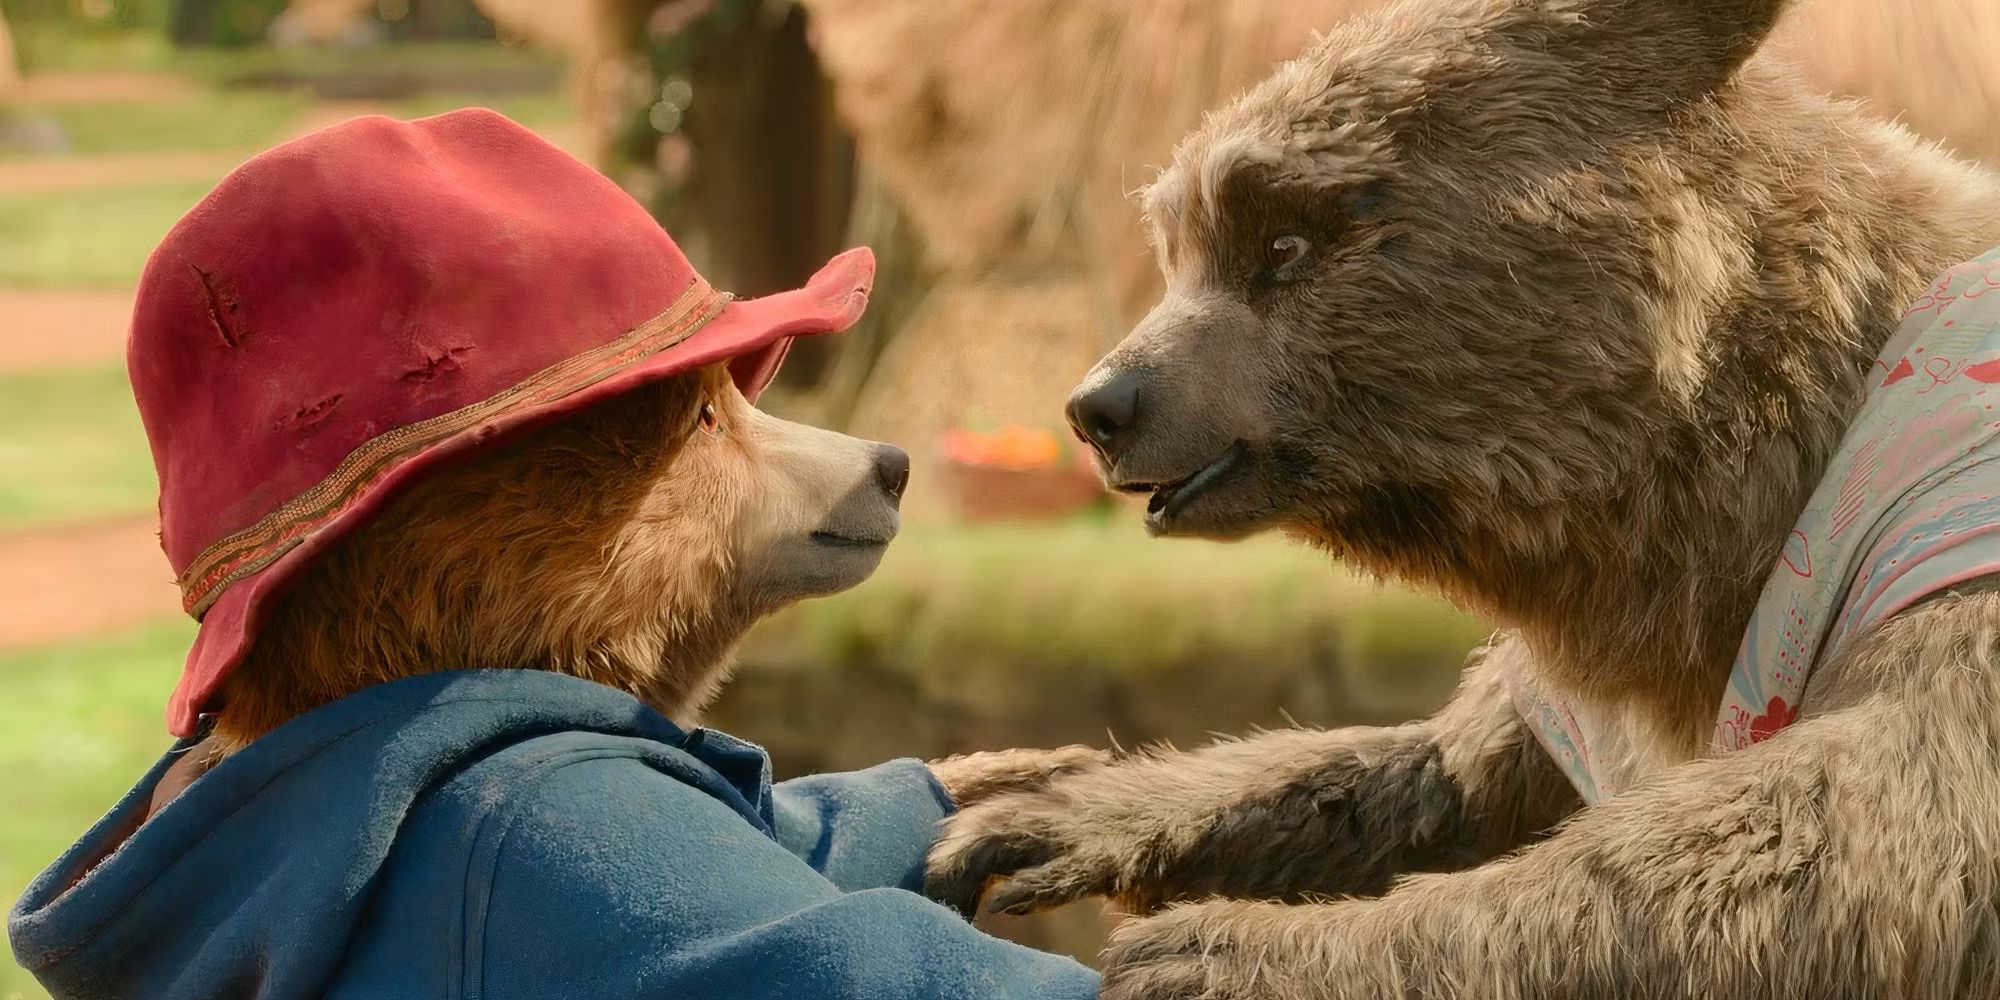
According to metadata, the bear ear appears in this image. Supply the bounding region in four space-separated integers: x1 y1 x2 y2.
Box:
1542 0 1797 96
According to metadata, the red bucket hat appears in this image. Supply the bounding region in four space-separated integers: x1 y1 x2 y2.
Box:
129 109 874 738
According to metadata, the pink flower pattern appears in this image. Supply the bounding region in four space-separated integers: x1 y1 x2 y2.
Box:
1515 246 2000 800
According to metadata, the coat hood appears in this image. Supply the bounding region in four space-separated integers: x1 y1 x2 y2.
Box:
8 670 771 999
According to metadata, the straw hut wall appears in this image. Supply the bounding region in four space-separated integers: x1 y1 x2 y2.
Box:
1769 0 2000 168
587 0 2000 508
794 0 2000 489
788 0 1380 478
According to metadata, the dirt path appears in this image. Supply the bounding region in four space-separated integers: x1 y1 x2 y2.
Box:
0 288 132 372
0 516 179 650
0 82 589 653
0 99 583 376
17 70 200 105
0 147 248 194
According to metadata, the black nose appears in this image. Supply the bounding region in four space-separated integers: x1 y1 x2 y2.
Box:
874 445 910 502
1066 368 1142 455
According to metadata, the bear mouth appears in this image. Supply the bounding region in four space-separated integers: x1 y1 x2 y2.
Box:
810 530 894 549
1115 441 1245 536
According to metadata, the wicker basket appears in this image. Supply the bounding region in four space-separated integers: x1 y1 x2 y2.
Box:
938 427 1105 521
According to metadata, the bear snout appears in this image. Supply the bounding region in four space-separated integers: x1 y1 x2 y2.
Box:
1067 366 1143 461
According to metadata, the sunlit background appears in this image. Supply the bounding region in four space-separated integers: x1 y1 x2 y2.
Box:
1 0 1995 990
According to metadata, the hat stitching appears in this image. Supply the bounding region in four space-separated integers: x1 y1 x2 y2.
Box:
176 278 730 619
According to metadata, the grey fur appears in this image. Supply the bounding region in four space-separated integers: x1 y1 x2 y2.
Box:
925 0 2000 995
928 640 1578 918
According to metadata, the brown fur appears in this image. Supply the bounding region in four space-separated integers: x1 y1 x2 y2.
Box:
212 365 903 753
927 0 2000 996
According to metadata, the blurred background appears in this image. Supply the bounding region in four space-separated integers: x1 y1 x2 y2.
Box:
0 0 1996 991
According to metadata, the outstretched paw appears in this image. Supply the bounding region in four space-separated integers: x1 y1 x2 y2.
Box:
924 785 1125 919
1100 899 1310 1000
927 745 1106 806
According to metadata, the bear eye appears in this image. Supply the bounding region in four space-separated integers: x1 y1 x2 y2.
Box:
697 400 720 435
1264 234 1312 280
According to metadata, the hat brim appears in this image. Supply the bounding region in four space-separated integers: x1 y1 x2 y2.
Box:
165 247 874 738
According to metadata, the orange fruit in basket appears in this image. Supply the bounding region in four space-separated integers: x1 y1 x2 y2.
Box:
941 426 1064 470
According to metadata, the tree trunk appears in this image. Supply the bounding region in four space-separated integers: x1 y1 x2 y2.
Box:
0 7 20 100
598 0 931 409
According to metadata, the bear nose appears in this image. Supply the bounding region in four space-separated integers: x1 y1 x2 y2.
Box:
1066 367 1142 456
874 444 911 503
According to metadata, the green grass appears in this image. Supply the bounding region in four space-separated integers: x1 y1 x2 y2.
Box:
0 179 213 287
0 89 310 159
0 365 156 528
776 522 1347 673
755 519 1485 706
0 520 1480 997
8 25 180 76
0 618 191 1000
0 86 569 164
1 29 572 162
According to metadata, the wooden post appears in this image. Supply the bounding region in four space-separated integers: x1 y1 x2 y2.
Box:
592 0 930 407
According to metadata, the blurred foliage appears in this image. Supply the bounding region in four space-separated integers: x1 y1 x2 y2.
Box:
5 22 177 72
607 0 764 229
601 0 901 404
2 0 172 72
166 0 287 47
714 521 1482 962
733 521 1479 750
0 0 172 31
148 0 495 48
609 0 852 294
769 522 1354 680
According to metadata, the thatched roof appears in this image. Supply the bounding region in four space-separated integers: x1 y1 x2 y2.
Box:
805 0 1998 294
795 0 2000 483
1771 0 2000 168
794 0 1387 473
800 0 1381 320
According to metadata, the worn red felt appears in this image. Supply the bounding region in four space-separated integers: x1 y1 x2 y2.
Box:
126 109 874 737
